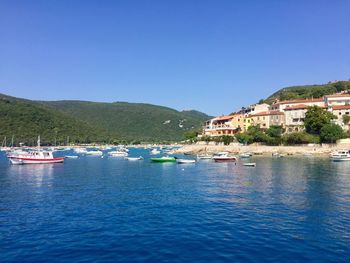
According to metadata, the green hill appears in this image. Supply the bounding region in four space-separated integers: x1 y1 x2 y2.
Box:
0 93 210 144
0 94 112 145
265 80 350 104
41 101 210 142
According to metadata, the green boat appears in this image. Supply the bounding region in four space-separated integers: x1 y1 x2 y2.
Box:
151 156 176 163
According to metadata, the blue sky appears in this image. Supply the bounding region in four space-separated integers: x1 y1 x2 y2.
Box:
0 0 349 116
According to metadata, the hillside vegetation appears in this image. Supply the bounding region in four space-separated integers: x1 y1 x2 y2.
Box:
0 94 113 145
0 93 209 145
265 81 350 103
42 101 209 141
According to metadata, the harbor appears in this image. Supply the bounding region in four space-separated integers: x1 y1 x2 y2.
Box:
1 146 350 262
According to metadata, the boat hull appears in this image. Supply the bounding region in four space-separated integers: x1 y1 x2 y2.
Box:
213 157 236 162
151 158 176 163
9 157 64 164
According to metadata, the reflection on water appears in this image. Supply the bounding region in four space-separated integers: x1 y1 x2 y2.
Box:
6 163 61 187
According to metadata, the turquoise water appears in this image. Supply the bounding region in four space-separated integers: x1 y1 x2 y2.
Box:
1 149 350 262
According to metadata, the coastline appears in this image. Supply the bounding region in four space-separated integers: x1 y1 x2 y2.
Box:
173 142 350 156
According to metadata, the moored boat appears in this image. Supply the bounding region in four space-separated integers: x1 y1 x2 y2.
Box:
151 156 176 163
212 152 236 162
125 156 143 161
330 150 350 161
86 150 103 156
176 159 196 164
7 136 64 164
243 162 256 167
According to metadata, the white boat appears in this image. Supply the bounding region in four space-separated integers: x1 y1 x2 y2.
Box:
7 136 64 164
330 150 350 161
243 162 256 167
125 156 143 161
239 153 252 158
197 154 212 160
151 149 161 155
212 152 236 162
86 150 103 156
65 155 79 159
109 151 128 157
176 159 196 164
74 148 88 154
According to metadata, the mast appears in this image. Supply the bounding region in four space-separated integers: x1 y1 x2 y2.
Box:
37 135 41 149
11 135 14 148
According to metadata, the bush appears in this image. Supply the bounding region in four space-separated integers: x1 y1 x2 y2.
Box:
221 135 234 145
282 132 320 145
320 123 344 143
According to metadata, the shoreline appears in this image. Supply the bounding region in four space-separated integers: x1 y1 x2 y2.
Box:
173 143 350 156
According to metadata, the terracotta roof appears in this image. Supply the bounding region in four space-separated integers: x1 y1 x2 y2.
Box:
325 93 350 98
250 111 284 117
214 115 234 121
284 104 327 110
273 98 324 105
332 105 350 110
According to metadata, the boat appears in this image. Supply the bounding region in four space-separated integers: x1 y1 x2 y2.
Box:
125 156 143 161
151 156 176 163
330 150 350 161
212 152 236 162
7 136 64 164
197 154 212 160
150 149 161 155
109 151 128 157
65 155 79 159
239 153 252 158
86 150 103 156
74 147 88 154
243 162 256 167
176 159 196 164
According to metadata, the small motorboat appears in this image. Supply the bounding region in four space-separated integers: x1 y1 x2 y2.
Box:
212 152 236 162
65 155 79 159
176 159 196 164
125 156 143 161
108 151 128 157
150 149 161 155
243 162 256 167
197 154 212 160
151 156 176 163
239 153 252 158
330 150 350 161
86 150 103 156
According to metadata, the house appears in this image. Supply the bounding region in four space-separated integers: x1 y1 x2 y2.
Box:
203 115 238 137
250 111 285 130
329 105 350 131
270 98 325 112
324 93 350 107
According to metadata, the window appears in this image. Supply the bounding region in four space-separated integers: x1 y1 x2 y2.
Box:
339 112 342 115
346 112 349 115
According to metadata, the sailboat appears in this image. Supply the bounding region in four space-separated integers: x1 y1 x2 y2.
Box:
7 136 65 164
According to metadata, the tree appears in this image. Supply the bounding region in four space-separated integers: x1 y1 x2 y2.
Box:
266 125 283 138
235 133 253 144
304 106 335 134
342 115 350 125
221 135 234 145
320 123 344 143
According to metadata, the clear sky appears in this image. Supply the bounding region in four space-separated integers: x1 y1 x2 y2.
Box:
0 0 349 116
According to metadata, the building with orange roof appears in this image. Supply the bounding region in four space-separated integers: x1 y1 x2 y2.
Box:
203 115 239 137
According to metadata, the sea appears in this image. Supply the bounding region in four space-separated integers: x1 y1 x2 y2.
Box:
0 148 349 262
